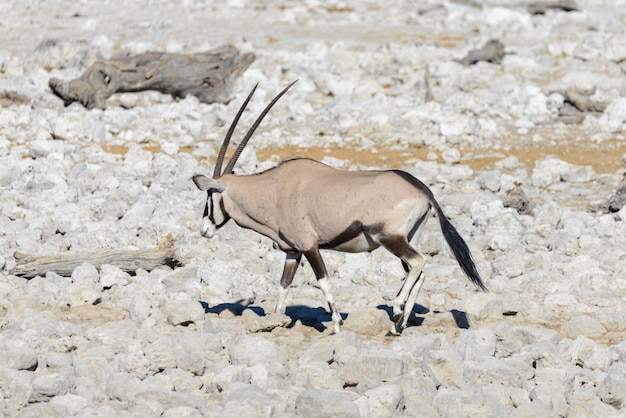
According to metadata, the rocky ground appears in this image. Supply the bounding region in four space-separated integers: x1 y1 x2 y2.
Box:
2 0 626 416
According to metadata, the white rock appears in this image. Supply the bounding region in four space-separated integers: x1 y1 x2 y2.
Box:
48 394 90 416
363 384 404 417
597 363 626 409
534 201 563 227
529 382 568 417
442 148 461 164
466 357 525 391
531 157 572 187
131 389 204 412
145 332 220 376
458 292 503 321
340 351 405 386
295 389 360 418
63 283 102 307
602 97 626 132
99 264 130 289
341 307 391 335
0 335 39 371
433 385 510 417
128 292 162 327
606 33 626 62
477 170 502 192
29 139 79 158
562 165 596 183
49 109 106 142
205 365 251 394
291 361 343 390
199 260 235 296
491 252 525 278
560 314 608 340
0 368 32 416
421 348 464 387
72 350 114 395
29 372 73 402
229 335 287 377
567 335 617 371
71 262 99 285
161 299 205 327
455 327 496 361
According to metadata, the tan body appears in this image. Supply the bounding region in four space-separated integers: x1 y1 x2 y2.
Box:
221 159 430 254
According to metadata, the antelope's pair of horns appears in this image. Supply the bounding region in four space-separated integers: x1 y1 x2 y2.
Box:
213 80 298 179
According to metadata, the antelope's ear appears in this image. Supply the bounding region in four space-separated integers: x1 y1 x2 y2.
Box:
192 175 226 192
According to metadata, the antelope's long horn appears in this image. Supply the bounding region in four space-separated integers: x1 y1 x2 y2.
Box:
222 80 298 176
213 83 259 179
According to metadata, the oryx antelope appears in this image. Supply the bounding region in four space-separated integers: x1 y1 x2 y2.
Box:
193 82 487 335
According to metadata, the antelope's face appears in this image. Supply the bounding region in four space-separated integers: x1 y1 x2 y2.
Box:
193 175 228 239
191 82 295 238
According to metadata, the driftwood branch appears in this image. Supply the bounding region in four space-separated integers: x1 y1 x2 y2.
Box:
49 44 254 109
11 235 181 279
456 39 506 66
527 0 580 14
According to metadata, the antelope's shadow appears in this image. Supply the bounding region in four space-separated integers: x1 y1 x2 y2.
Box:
200 301 469 331
200 300 265 317
284 305 348 332
376 304 470 329
199 301 347 332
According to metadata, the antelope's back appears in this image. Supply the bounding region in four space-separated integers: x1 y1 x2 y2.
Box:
271 159 431 228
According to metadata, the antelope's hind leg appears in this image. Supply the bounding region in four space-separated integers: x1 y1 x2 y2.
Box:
381 236 427 335
275 252 302 314
303 248 343 334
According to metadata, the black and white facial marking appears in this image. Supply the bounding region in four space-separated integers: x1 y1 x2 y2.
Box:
200 191 229 238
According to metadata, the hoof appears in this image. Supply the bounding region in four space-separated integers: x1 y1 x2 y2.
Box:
387 323 403 336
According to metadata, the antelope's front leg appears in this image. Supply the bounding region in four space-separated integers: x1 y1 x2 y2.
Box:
275 252 302 314
304 248 343 334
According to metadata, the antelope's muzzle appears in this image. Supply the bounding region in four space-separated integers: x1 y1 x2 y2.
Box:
200 217 216 238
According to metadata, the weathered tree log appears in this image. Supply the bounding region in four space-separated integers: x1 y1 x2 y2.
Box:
11 235 181 279
527 0 580 14
456 39 506 66
49 44 255 109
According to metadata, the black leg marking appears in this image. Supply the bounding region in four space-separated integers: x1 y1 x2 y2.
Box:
280 252 302 288
303 247 343 333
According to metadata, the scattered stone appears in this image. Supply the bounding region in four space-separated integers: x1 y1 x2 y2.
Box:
597 363 626 409
442 148 461 164
567 335 617 371
243 311 291 333
477 169 502 192
29 372 73 402
362 384 404 416
295 389 360 418
608 184 626 212
0 335 39 371
340 351 405 386
161 299 205 327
